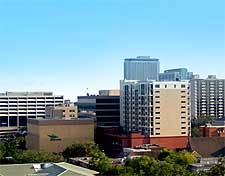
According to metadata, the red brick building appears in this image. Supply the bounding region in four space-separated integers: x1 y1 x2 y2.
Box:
96 126 189 157
200 125 225 137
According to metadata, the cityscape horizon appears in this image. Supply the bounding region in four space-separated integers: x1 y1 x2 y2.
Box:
0 0 224 100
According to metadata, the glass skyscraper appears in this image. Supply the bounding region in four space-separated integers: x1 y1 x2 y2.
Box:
124 56 160 81
159 68 190 81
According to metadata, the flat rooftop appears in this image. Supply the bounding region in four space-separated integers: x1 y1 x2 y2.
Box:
28 118 95 126
0 162 99 176
0 91 63 96
125 56 159 62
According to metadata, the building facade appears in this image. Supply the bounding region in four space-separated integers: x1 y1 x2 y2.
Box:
190 75 225 119
0 92 63 130
159 68 193 81
26 118 95 153
124 56 160 81
120 80 190 147
46 102 77 119
77 90 120 126
200 117 225 137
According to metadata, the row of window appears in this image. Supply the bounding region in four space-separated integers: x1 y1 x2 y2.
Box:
0 112 45 114
155 84 187 88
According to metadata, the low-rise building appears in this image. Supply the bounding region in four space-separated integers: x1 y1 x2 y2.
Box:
46 101 78 119
189 137 225 157
0 162 99 176
200 117 225 137
26 118 95 153
96 126 189 157
189 158 220 172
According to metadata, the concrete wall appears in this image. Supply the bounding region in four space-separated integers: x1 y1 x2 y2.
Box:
26 119 94 153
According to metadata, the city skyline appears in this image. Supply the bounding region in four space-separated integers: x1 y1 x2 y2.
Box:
0 0 224 100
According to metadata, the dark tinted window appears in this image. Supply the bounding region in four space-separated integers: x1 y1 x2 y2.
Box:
0 117 8 127
96 105 119 109
9 116 17 126
96 98 119 104
19 116 27 126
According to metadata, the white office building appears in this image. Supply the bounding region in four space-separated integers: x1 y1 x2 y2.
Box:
0 92 63 130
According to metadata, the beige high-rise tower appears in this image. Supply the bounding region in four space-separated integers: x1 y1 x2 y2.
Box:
120 80 190 147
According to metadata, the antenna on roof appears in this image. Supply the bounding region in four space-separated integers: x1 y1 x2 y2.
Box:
86 88 89 96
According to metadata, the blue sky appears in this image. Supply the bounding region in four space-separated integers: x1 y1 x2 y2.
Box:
0 0 224 100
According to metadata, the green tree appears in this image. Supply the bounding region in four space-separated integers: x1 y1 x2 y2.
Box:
125 156 157 175
4 140 17 157
0 143 6 161
191 126 200 137
159 149 196 167
191 116 213 137
154 161 175 176
15 150 64 163
62 142 99 160
89 150 112 174
158 148 174 160
177 150 197 166
196 171 208 176
106 165 136 176
16 136 26 149
208 158 225 176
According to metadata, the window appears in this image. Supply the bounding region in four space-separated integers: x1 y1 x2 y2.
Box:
181 106 186 108
165 84 167 88
155 112 160 114
181 96 186 98
155 96 160 98
174 84 176 88
155 84 160 88
155 91 160 93
155 107 160 109
156 128 160 130
181 132 186 134
181 127 186 129
181 122 186 124
181 91 186 93
181 116 186 119
181 101 186 103
181 84 186 88
156 133 160 135
156 122 160 124
155 117 160 119
155 101 160 103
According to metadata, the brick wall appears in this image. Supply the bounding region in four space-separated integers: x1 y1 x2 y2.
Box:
150 136 189 149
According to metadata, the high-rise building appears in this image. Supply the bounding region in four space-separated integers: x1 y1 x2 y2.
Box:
0 92 63 130
190 75 225 119
159 68 193 81
120 80 190 141
77 90 120 126
124 56 160 81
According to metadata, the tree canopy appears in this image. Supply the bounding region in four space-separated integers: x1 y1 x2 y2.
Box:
62 142 99 159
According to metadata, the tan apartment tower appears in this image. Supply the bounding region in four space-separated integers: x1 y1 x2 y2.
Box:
120 80 190 147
